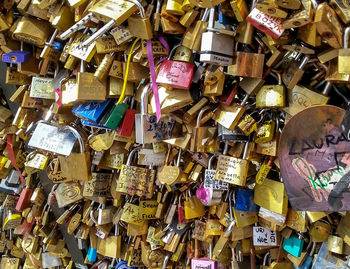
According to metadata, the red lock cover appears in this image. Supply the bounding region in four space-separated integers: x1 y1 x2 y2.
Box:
117 109 137 137
156 60 194 90
16 188 33 211
247 8 285 39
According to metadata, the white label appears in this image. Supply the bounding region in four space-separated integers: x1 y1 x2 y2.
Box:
204 169 229 190
253 226 277 246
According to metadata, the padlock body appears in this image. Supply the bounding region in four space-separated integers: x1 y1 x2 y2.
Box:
338 49 350 74
247 8 285 39
200 32 234 66
156 60 194 89
2 51 30 63
117 109 137 137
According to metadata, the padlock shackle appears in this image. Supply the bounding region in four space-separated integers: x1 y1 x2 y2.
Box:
208 154 217 170
168 44 182 60
127 0 145 18
344 27 350 49
82 20 116 47
208 7 215 29
196 106 210 127
80 59 85 73
271 70 282 85
156 0 162 13
299 55 310 70
223 142 229 155
140 83 152 115
201 8 210 22
176 149 182 167
322 81 332 96
59 12 93 40
126 148 139 165
64 126 85 153
263 252 270 266
242 142 249 160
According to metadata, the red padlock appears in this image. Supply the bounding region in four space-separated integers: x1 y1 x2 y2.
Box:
117 98 137 137
247 8 285 39
16 188 33 211
219 84 238 106
156 45 194 90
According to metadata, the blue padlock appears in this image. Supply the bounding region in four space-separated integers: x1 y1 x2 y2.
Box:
51 41 64 51
87 246 97 262
296 242 316 269
72 98 113 122
235 189 259 212
2 51 31 63
283 235 304 258
115 260 135 269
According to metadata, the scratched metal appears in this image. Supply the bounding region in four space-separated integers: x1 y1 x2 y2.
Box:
279 105 350 211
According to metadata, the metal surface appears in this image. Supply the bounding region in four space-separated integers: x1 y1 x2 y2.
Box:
279 105 350 211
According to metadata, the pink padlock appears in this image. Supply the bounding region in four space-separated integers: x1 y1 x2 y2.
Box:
196 184 222 206
156 45 194 90
191 258 217 269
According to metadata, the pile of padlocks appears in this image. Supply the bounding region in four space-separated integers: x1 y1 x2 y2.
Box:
2 0 350 268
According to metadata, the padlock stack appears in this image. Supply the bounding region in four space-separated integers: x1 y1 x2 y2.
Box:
1 0 350 268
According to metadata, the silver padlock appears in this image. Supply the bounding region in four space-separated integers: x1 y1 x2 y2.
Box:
199 7 234 66
203 155 229 190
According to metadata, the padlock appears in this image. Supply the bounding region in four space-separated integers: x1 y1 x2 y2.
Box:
116 98 137 137
199 7 234 66
204 155 229 191
215 142 250 186
58 126 91 181
256 70 285 108
283 234 305 258
255 178 288 215
75 59 107 101
315 2 343 49
235 189 259 212
80 0 138 47
196 183 222 206
156 44 194 89
282 0 313 29
255 0 288 18
229 44 265 78
247 8 285 39
182 8 210 51
116 148 155 198
190 106 217 152
327 234 343 254
127 0 153 39
338 26 350 74
158 148 187 185
135 83 179 144
184 190 205 219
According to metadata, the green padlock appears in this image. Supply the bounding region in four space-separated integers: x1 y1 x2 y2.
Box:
100 103 128 130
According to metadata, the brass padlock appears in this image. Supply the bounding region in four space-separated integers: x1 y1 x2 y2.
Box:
58 126 91 181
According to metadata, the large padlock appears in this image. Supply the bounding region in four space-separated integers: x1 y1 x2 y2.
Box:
116 148 155 198
200 7 234 66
